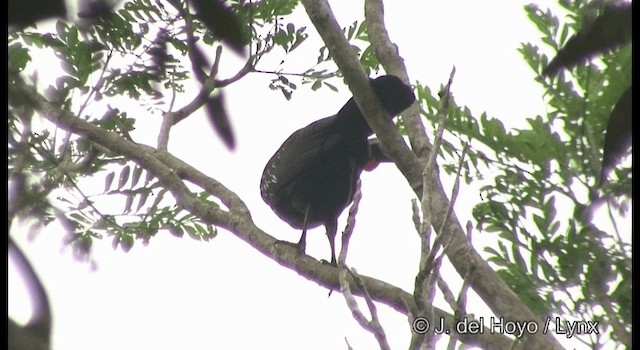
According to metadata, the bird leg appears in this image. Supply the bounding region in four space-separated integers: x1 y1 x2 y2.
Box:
325 221 338 266
273 233 306 256
296 229 307 254
274 204 309 256
296 204 311 254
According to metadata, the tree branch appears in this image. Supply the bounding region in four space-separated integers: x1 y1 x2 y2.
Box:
364 0 430 158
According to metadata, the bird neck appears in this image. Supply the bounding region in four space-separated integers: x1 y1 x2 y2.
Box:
337 98 375 136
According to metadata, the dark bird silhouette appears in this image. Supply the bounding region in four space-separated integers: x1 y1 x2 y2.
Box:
8 236 52 349
260 75 415 265
542 1 632 77
600 86 632 184
540 2 632 185
8 0 66 28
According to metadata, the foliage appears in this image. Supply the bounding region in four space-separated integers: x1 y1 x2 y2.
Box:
416 1 631 347
9 0 288 257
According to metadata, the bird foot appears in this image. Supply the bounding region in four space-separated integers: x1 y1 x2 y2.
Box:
274 239 306 255
319 258 338 267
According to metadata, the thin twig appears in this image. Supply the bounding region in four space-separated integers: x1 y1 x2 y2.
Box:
414 66 456 312
339 267 391 350
338 180 362 266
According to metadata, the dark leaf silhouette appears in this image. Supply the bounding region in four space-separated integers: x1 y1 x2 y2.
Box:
77 0 116 20
188 39 211 82
148 29 169 79
190 0 249 56
205 93 235 150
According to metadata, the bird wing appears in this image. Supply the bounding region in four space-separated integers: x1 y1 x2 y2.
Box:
261 115 343 203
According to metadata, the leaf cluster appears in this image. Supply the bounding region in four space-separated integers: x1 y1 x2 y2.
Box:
7 0 309 256
415 2 630 347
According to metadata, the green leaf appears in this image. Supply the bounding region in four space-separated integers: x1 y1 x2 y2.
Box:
8 43 31 72
185 225 199 240
346 21 357 40
150 188 169 210
104 172 115 192
120 234 134 252
131 166 143 188
542 196 557 222
124 192 134 213
169 226 184 238
323 82 338 92
135 190 150 212
118 165 131 189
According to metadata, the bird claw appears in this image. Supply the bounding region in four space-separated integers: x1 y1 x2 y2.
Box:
274 239 306 255
319 258 338 267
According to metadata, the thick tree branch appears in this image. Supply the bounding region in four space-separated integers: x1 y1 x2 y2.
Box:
300 0 563 348
300 0 425 194
14 76 524 350
364 0 430 158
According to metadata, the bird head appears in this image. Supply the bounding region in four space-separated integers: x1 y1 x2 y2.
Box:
370 75 415 117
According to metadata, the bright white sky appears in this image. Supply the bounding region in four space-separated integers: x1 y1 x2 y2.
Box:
10 0 624 349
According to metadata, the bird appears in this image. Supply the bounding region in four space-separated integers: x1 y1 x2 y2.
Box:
542 1 631 77
260 75 415 265
540 2 631 185
599 86 631 184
